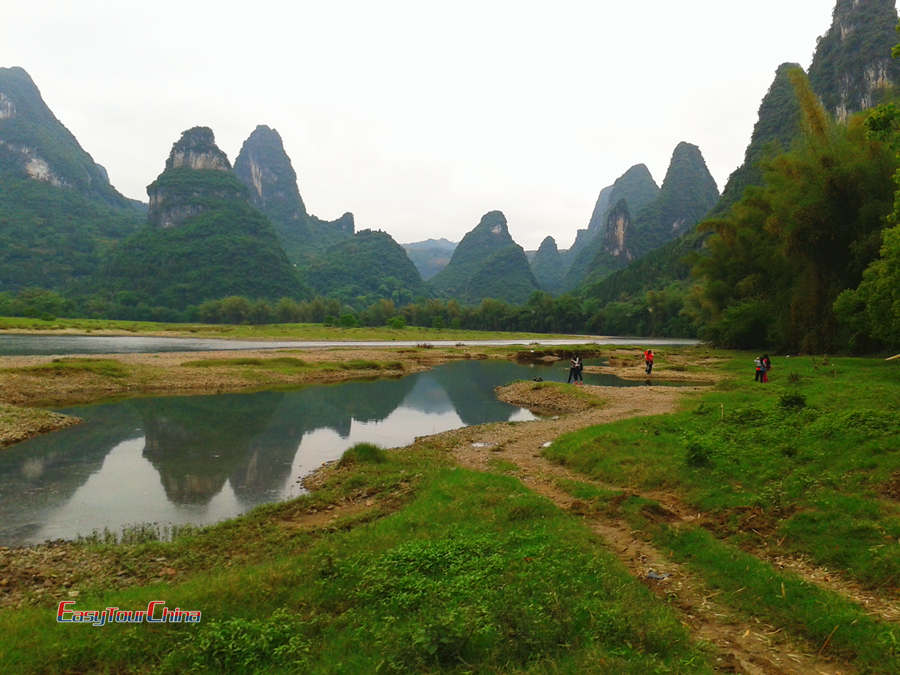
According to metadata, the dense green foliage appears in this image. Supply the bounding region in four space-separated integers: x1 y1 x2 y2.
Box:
100 199 307 309
834 99 900 350
431 211 539 304
0 177 142 291
694 74 896 351
0 67 144 292
306 229 428 307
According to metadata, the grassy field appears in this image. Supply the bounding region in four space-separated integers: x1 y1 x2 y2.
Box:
545 354 900 590
0 315 579 342
0 442 710 673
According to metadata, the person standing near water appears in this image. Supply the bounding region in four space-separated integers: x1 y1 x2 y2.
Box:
567 354 578 383
643 349 654 375
573 354 584 385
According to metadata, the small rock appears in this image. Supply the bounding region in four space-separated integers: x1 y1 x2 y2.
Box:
67 590 79 598
365 499 375 506
542 442 552 448
0 578 8 587
161 567 177 576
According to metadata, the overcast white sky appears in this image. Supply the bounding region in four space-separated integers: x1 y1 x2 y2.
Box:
2 1 855 249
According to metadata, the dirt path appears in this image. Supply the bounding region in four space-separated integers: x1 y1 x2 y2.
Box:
447 383 858 674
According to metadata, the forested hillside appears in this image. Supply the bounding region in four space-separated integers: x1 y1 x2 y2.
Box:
430 211 539 305
98 128 306 313
0 67 144 292
307 229 429 307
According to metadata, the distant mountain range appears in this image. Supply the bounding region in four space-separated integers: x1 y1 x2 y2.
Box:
0 0 896 317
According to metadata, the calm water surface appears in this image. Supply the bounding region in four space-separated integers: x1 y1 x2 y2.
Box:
0 359 638 545
0 333 699 356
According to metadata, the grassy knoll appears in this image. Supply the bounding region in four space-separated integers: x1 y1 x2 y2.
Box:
545 354 900 590
0 443 710 673
0 315 577 342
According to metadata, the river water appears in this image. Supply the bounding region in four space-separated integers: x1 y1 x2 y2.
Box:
0 333 699 356
0 359 641 546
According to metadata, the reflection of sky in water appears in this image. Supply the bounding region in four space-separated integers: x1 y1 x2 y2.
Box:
29 439 244 543
284 406 467 498
0 360 560 545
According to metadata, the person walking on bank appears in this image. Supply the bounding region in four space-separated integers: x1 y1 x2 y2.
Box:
573 354 584 385
643 349 654 375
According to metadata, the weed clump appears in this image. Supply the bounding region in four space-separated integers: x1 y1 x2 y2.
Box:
779 392 807 410
683 433 713 467
340 443 388 466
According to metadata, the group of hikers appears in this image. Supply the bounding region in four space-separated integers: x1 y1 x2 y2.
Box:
567 348 656 384
564 349 774 385
754 354 773 383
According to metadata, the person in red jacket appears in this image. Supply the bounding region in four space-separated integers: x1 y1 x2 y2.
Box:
643 349 654 375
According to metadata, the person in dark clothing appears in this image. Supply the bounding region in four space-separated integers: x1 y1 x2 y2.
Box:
573 355 583 384
567 355 578 383
754 356 763 382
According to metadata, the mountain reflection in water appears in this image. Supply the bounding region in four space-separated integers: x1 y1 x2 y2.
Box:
0 359 633 545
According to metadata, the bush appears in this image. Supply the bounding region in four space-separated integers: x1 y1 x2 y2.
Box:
779 392 807 410
340 443 388 466
683 433 712 467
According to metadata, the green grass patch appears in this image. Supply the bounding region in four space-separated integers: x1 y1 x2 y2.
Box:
339 442 388 466
544 354 900 590
182 356 308 370
0 467 711 673
656 526 898 669
562 484 899 669
11 358 129 379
